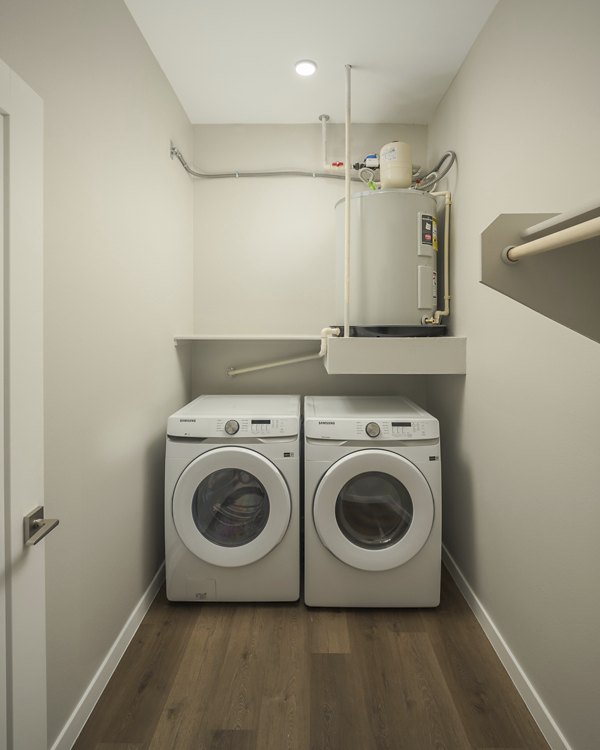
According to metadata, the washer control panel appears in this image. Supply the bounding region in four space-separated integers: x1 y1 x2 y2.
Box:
216 417 292 437
168 414 298 438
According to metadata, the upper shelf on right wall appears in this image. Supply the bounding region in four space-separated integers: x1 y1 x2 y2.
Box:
481 207 600 344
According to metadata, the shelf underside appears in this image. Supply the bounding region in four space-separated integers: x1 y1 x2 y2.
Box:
325 336 466 375
175 334 466 375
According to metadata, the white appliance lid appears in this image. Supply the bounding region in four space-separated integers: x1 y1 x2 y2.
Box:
171 394 301 419
304 395 427 420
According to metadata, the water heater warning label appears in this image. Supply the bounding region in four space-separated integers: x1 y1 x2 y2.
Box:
418 213 438 256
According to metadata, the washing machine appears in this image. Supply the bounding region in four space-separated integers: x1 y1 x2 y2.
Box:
304 396 441 607
165 394 301 602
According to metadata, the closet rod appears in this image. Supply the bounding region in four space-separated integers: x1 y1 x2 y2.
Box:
502 216 600 264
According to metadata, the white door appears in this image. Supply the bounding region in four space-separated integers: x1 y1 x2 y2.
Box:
313 449 434 571
172 447 291 567
0 59 47 750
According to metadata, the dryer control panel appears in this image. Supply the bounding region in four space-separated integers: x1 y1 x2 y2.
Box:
305 417 438 441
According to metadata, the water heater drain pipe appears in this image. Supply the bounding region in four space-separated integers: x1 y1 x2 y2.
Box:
226 327 340 377
425 191 452 325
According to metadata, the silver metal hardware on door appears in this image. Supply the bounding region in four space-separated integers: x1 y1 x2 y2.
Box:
24 506 60 546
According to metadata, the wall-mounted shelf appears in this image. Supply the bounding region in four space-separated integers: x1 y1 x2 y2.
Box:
175 333 467 375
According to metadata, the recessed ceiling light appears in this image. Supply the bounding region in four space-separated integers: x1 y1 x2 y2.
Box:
295 60 317 77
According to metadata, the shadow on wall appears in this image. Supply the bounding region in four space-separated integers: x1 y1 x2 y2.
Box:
142 430 170 573
481 213 600 344
188 340 430 403
428 376 477 576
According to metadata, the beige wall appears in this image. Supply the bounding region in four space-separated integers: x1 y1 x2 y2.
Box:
427 1 600 747
0 0 193 744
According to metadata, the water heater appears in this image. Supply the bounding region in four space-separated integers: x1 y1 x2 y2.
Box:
335 189 439 332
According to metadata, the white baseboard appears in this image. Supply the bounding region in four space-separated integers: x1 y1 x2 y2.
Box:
50 563 165 750
442 546 571 750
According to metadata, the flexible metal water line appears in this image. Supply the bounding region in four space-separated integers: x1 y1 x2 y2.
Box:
416 151 457 192
344 64 352 338
170 142 362 182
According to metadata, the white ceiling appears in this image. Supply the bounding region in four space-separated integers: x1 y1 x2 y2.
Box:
124 0 498 125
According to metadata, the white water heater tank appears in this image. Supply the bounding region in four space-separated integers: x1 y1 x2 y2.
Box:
335 189 438 329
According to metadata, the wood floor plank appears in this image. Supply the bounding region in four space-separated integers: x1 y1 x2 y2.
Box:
74 590 197 748
205 605 271 731
350 603 426 635
347 610 472 749
148 605 233 750
345 611 408 750
421 570 549 750
393 631 473 749
255 604 309 750
308 608 351 653
310 653 374 750
208 729 255 749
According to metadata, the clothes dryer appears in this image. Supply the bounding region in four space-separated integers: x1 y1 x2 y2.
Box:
165 395 300 602
304 396 441 607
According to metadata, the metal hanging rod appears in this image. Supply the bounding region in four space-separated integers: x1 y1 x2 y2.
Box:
502 215 600 263
170 142 361 181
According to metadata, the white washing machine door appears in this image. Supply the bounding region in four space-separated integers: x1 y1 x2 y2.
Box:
313 449 434 572
172 446 291 568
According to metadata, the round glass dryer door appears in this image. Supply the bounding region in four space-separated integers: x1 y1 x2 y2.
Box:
313 449 434 571
172 446 291 567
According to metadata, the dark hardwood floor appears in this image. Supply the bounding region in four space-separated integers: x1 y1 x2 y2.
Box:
74 569 549 750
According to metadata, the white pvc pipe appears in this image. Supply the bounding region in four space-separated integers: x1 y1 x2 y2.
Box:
226 327 340 377
227 352 322 377
319 114 329 168
344 64 352 338
503 216 600 263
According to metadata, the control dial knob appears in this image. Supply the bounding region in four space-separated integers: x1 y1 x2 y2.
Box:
365 421 381 438
224 419 239 435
